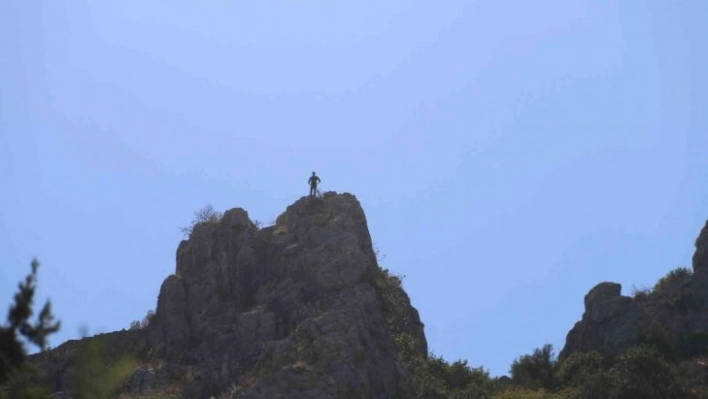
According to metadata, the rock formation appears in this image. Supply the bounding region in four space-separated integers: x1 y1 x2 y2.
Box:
561 220 708 360
33 192 426 398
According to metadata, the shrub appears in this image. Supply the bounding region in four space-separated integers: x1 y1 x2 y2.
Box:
638 321 675 359
654 267 692 293
611 345 683 399
411 354 494 399
73 337 137 399
491 387 561 399
510 345 556 391
630 285 652 300
555 351 603 387
180 204 222 237
129 309 155 330
676 332 708 359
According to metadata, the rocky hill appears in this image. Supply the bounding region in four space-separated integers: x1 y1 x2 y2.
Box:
561 220 708 360
31 192 426 398
25 195 708 398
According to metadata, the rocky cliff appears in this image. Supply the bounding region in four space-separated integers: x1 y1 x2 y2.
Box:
560 220 708 360
33 192 427 398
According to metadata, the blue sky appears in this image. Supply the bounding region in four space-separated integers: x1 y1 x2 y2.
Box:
1 0 707 376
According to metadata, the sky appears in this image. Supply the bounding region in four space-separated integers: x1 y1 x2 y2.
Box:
1 0 707 377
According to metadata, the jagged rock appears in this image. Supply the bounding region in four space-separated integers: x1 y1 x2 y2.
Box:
145 193 425 397
29 193 426 397
561 282 649 359
150 274 189 360
561 222 708 360
693 220 708 274
22 193 424 398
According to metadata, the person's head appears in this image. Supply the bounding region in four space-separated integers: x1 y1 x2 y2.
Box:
312 171 316 175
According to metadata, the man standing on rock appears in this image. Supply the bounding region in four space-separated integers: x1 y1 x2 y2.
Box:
308 171 321 197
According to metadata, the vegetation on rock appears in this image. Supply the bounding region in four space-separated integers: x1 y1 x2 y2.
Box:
179 204 223 237
6 201 708 398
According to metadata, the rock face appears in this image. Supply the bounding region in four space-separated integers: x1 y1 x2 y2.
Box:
144 192 426 397
560 282 649 358
561 220 708 360
693 221 708 274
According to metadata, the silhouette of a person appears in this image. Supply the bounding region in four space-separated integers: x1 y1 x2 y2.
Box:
308 172 321 197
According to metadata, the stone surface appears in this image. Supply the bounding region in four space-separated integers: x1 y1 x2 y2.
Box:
144 192 426 397
693 220 708 274
25 193 425 398
561 282 649 359
561 221 708 360
129 368 156 394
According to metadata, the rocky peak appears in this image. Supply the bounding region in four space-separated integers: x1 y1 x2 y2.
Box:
29 192 426 398
146 192 426 397
561 221 708 360
693 220 708 274
561 281 648 359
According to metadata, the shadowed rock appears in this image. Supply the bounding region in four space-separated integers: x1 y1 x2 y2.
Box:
32 192 426 398
561 220 708 360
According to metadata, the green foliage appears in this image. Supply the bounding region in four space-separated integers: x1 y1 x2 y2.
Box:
180 204 223 237
0 364 52 399
554 351 616 399
0 259 60 385
555 351 603 387
677 332 708 358
654 267 692 293
492 388 567 399
611 344 683 399
545 345 686 399
73 337 137 399
637 321 676 359
411 354 494 399
510 345 556 391
129 309 156 330
372 266 410 342
630 285 652 300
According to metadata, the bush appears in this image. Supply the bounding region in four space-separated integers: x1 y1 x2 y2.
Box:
129 309 155 330
510 345 556 391
611 345 683 399
677 332 708 358
630 285 652 300
555 351 603 387
654 267 692 293
411 354 494 399
73 338 136 399
638 321 675 359
491 387 563 399
180 204 222 237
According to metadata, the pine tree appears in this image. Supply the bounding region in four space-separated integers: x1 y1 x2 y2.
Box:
0 259 60 384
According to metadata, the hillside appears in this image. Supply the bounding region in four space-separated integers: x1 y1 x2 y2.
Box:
29 192 427 398
9 196 708 398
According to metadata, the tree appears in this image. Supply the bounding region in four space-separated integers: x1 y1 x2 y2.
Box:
180 204 223 237
510 344 556 391
611 345 683 399
0 259 60 384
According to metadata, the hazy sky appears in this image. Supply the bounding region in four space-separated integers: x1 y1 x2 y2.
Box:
2 0 707 376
